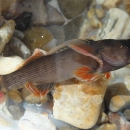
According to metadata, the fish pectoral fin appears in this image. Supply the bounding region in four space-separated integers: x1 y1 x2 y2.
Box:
104 72 111 80
74 67 100 82
17 48 47 70
25 82 55 98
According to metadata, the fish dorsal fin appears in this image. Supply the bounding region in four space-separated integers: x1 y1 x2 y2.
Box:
17 48 47 70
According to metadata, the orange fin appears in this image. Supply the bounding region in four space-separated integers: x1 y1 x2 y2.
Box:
68 43 103 68
25 82 55 98
17 48 47 70
104 72 111 79
74 67 100 82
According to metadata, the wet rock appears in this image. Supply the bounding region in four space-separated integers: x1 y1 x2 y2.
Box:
124 0 130 15
121 18 130 39
96 9 105 19
46 4 65 26
7 90 23 104
53 76 108 129
18 110 56 130
87 0 102 28
103 0 122 9
105 83 130 112
13 30 24 40
57 0 91 19
0 56 24 75
47 25 65 45
0 20 15 53
8 104 25 120
123 108 130 121
23 27 53 51
124 75 130 91
63 15 84 40
22 88 48 104
9 37 31 59
97 112 109 124
58 127 79 130
97 8 129 40
14 12 32 31
108 112 130 130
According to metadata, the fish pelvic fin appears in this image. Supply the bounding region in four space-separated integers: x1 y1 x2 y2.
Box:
25 82 55 98
74 66 100 82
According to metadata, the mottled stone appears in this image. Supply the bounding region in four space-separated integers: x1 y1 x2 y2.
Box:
63 15 84 40
123 108 130 121
7 90 23 104
18 110 56 130
105 83 130 112
23 27 53 51
103 0 122 9
87 0 102 28
57 0 91 19
124 0 130 15
46 4 65 26
0 20 15 53
97 8 129 40
121 18 130 39
13 30 24 40
9 37 31 59
53 76 108 129
0 56 24 75
109 112 130 130
47 25 65 45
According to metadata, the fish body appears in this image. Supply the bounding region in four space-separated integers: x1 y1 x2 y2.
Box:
1 39 130 96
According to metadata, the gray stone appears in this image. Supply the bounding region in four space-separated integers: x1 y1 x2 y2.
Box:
57 0 91 19
123 108 130 121
9 37 31 59
13 30 24 40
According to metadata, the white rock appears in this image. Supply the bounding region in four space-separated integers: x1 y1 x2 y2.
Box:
18 110 56 130
96 0 106 5
53 77 108 129
0 56 24 75
121 18 130 39
124 75 130 91
97 8 129 40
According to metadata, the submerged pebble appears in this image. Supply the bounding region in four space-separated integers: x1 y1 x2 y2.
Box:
9 37 31 59
13 30 24 40
123 108 130 121
23 27 53 51
124 0 130 15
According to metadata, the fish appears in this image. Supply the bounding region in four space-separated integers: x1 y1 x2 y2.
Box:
0 39 130 97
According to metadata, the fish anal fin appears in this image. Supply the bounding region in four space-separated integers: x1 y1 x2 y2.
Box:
104 72 111 80
74 66 100 82
17 48 47 70
25 82 55 98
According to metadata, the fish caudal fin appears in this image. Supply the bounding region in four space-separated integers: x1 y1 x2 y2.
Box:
74 67 100 82
25 82 55 98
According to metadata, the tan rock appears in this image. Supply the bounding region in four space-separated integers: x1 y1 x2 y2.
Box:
97 112 108 124
103 0 122 9
96 9 105 19
0 20 15 53
53 76 108 129
124 0 130 15
96 0 106 5
124 75 130 91
105 83 130 112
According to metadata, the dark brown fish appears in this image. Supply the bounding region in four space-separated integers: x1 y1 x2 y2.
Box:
1 39 130 97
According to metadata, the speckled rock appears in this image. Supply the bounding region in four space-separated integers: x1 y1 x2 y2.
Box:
63 15 84 40
123 108 130 121
23 27 53 51
46 4 65 26
87 0 102 28
97 8 129 40
105 83 130 112
57 0 91 19
18 110 56 130
124 0 130 15
108 112 130 130
53 76 108 129
0 20 15 53
103 0 122 9
47 25 65 45
9 37 31 59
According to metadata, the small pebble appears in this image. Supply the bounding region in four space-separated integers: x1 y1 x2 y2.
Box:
123 108 130 121
13 29 24 40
